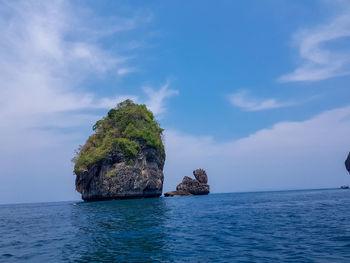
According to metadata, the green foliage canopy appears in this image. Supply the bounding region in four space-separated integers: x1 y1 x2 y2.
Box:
73 99 165 174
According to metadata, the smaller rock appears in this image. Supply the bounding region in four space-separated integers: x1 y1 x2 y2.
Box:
193 169 208 184
176 176 210 195
164 190 193 197
164 169 210 197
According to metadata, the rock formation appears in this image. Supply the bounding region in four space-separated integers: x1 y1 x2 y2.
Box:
75 141 164 201
73 100 165 201
345 152 350 174
165 169 210 197
193 168 208 184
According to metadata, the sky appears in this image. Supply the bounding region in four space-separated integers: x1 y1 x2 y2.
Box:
0 0 350 204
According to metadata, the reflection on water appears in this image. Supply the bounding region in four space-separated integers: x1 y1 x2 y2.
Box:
64 198 170 262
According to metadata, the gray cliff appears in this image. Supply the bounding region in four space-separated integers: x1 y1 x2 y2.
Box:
75 141 164 201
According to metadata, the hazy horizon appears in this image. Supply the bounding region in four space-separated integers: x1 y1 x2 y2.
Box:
0 187 342 205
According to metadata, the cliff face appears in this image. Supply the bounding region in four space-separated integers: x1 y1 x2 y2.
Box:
73 100 165 201
345 152 350 174
75 141 164 201
165 169 210 197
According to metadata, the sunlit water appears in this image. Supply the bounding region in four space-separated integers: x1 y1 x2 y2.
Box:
1 189 350 262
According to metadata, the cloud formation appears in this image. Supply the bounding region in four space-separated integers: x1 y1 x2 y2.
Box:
279 1 350 82
117 67 138 76
228 90 292 111
164 105 350 193
0 0 172 145
143 82 179 117
0 0 139 131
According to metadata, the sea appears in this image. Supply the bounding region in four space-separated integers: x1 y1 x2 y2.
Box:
0 189 350 262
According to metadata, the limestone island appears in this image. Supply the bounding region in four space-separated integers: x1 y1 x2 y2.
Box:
165 169 210 197
73 100 165 201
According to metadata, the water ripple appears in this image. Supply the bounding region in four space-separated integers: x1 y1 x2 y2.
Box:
0 189 350 262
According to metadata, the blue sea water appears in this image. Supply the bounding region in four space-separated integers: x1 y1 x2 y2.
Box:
1 189 350 262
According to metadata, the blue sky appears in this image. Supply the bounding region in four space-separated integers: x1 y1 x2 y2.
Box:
1 0 350 204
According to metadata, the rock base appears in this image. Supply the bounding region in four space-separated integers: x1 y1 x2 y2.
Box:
164 190 193 197
75 143 164 202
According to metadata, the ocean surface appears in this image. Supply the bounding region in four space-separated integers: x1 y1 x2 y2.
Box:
1 189 350 262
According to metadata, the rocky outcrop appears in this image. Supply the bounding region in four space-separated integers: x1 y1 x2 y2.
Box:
345 152 350 174
164 169 210 197
176 176 210 195
193 168 208 184
75 141 164 201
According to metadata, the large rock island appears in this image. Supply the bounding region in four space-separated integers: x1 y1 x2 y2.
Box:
73 100 165 201
165 169 210 197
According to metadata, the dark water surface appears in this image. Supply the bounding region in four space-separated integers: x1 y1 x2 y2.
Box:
1 189 350 262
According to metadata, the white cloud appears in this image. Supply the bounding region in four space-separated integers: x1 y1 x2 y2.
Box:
229 90 292 111
143 81 179 116
0 0 141 131
0 0 178 153
164 105 350 193
279 2 350 82
0 0 159 137
117 67 138 76
0 0 174 138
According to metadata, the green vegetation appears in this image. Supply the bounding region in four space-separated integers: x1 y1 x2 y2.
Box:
73 99 165 174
